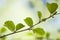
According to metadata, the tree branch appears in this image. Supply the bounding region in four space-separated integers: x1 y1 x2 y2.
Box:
0 11 58 38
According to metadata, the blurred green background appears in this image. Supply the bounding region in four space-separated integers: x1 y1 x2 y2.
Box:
0 0 60 40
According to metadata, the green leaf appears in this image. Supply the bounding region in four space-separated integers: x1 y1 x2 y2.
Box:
26 32 33 36
4 21 15 32
36 37 43 40
37 11 42 19
24 17 33 26
46 3 58 13
33 28 45 36
1 37 6 40
56 38 60 40
0 27 6 34
46 32 50 38
16 23 25 31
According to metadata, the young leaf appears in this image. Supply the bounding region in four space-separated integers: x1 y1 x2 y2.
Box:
36 37 43 40
24 17 33 26
37 11 42 19
26 32 33 36
4 21 15 32
46 3 58 13
0 27 6 34
33 28 45 36
46 32 50 38
16 23 25 31
1 37 6 40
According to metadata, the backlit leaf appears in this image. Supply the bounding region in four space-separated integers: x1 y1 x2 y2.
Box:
4 21 15 32
24 17 33 27
16 23 25 31
26 32 33 36
0 27 6 34
46 3 58 13
36 37 43 40
37 11 42 19
46 32 50 38
1 37 6 40
33 28 45 36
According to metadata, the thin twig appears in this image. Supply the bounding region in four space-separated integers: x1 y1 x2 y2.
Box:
56 13 60 15
0 11 59 38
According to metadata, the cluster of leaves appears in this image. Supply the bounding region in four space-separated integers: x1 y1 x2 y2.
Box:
0 2 59 40
35 3 58 40
4 21 25 32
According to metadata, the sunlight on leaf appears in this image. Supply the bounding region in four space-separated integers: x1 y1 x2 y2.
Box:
1 37 6 40
0 27 6 34
16 23 25 31
36 37 43 40
4 20 15 32
37 11 42 20
46 32 50 38
26 32 33 36
46 3 58 13
24 17 33 27
33 28 45 36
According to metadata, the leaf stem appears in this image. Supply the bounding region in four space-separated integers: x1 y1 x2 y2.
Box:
0 11 59 38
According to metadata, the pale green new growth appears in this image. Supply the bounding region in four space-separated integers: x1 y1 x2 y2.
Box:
37 11 42 20
16 23 25 31
0 27 6 34
1 37 6 40
24 17 33 27
33 28 45 36
46 3 58 13
46 32 50 38
4 21 15 32
26 32 33 36
0 2 59 40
